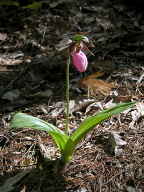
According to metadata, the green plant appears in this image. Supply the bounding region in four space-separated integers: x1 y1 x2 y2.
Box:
10 34 135 172
10 102 135 171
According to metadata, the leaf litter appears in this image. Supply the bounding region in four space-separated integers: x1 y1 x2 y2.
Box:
0 0 144 191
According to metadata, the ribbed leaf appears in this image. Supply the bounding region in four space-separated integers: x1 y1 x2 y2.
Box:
23 2 42 9
10 113 69 152
0 1 19 6
61 138 74 164
70 102 135 146
61 102 135 164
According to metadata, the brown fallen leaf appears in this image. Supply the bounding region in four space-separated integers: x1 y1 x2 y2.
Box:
79 72 115 96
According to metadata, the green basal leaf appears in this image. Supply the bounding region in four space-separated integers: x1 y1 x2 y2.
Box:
61 138 74 163
70 102 135 146
23 2 42 9
61 102 135 165
10 113 69 152
10 102 135 166
0 0 19 6
72 34 89 43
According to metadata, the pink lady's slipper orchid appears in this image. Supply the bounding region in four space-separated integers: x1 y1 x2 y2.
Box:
71 50 88 72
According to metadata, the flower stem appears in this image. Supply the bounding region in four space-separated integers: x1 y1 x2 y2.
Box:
65 55 70 135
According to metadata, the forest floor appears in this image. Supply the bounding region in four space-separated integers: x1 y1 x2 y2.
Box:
0 0 144 191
